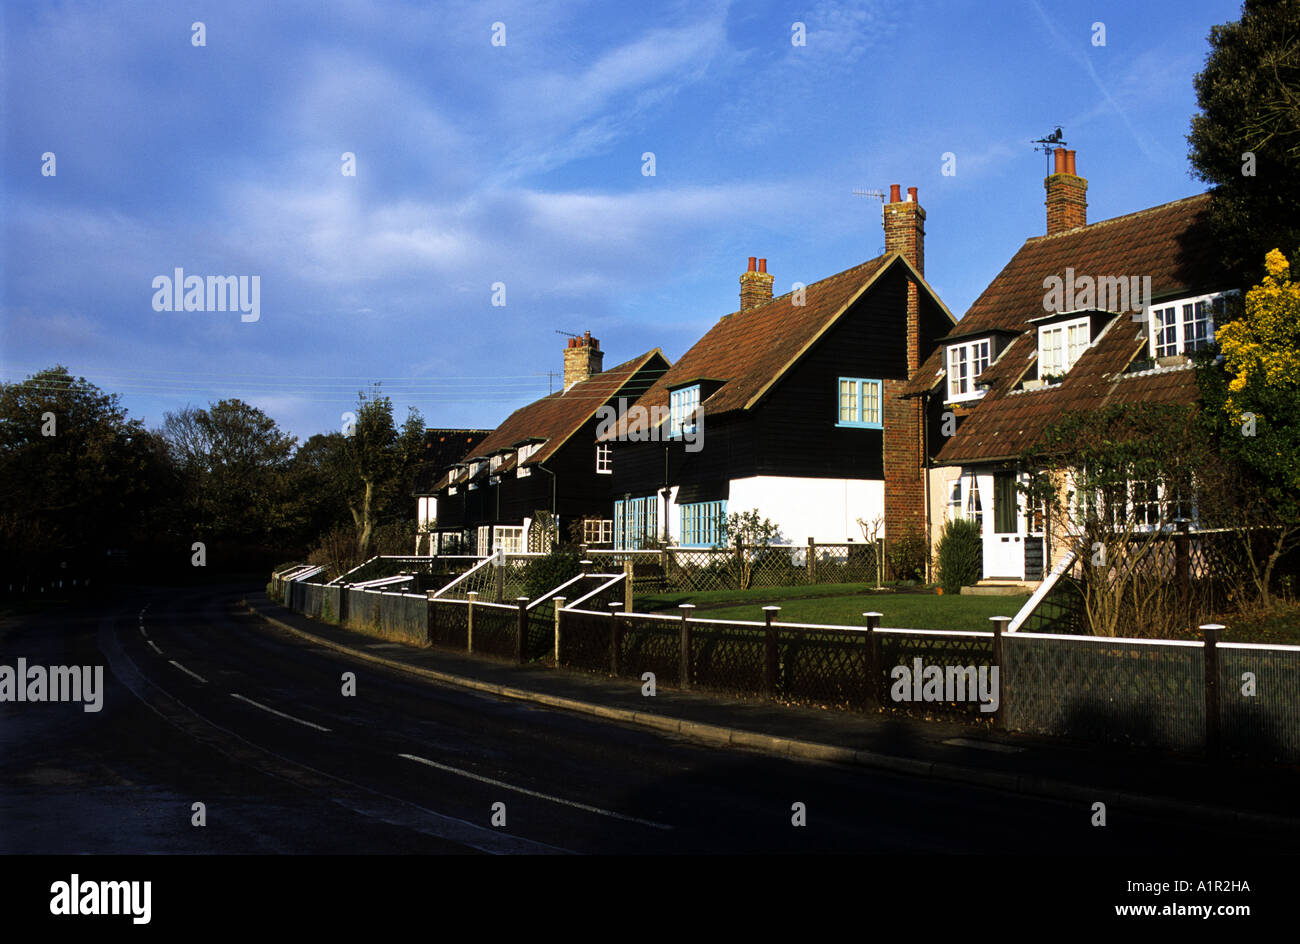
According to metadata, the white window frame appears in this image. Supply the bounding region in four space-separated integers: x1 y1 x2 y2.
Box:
582 518 613 545
596 443 612 474
493 526 525 555
669 386 701 438
946 339 992 401
1038 316 1091 379
947 478 963 522
1146 291 1233 359
613 495 660 549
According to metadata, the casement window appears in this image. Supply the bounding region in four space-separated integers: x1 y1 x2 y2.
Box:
1147 292 1233 359
680 500 727 548
448 485 458 496
596 443 612 474
948 478 963 522
837 378 883 428
516 442 541 477
965 474 983 530
946 340 992 401
493 526 524 555
489 454 503 472
613 495 659 549
476 525 492 557
582 518 613 545
1079 469 1199 533
669 386 701 437
1038 317 1090 378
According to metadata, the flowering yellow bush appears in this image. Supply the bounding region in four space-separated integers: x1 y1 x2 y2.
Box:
1218 249 1300 418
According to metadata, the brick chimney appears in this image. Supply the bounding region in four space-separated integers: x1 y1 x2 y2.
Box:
563 331 603 390
739 256 774 310
882 184 925 277
1045 147 1087 234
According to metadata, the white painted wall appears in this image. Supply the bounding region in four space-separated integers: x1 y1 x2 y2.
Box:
662 475 885 545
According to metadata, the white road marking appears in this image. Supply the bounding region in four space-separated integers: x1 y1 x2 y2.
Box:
398 752 673 830
942 737 1025 753
139 626 149 639
146 640 163 655
168 659 208 684
230 693 332 733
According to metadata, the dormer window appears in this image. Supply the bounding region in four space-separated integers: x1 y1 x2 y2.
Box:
947 339 991 401
669 385 701 437
1147 291 1233 359
1038 316 1091 379
489 454 503 472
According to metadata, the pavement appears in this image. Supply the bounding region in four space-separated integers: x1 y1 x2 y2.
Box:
245 592 1300 837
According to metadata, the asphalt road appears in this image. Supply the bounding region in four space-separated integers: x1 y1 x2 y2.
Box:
1 584 1287 854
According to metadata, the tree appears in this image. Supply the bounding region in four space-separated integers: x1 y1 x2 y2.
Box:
331 388 425 559
0 366 172 579
1188 0 1300 278
159 399 297 545
1197 248 1300 604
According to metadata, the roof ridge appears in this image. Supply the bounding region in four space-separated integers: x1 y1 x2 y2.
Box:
1024 191 1211 243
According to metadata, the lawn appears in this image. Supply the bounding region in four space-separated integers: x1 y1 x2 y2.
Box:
637 584 1029 632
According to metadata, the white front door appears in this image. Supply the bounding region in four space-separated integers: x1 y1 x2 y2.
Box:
982 471 1025 579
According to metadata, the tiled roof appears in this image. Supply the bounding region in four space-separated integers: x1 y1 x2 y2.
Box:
435 349 665 488
603 253 940 438
904 192 1225 397
934 319 1201 464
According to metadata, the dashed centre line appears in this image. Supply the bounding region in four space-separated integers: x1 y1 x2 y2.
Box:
398 752 673 830
146 639 163 655
229 693 332 733
168 659 208 684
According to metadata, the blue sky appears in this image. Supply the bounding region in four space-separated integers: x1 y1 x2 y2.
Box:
1 0 1242 442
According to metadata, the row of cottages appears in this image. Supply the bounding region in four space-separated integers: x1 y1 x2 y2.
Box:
422 185 956 557
906 147 1235 583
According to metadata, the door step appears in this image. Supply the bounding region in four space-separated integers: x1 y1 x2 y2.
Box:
960 580 1040 595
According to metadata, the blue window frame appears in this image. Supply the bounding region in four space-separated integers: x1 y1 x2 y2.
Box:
669 385 701 437
613 495 659 549
680 500 726 548
836 377 883 428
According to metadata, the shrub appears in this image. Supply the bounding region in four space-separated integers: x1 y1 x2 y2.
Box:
887 527 929 583
524 546 581 600
936 518 983 593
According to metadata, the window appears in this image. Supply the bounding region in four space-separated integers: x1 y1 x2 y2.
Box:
680 500 727 547
596 443 612 474
582 518 613 545
993 473 1018 534
1038 317 1090 378
965 474 983 530
1147 292 1231 358
489 454 503 472
948 478 963 521
946 340 992 400
476 525 492 557
448 485 458 496
516 442 540 477
613 495 659 549
837 378 883 428
493 526 524 554
669 386 701 437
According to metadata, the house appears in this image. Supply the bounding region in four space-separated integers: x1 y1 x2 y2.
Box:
596 185 956 556
427 335 669 555
412 428 491 554
904 147 1236 583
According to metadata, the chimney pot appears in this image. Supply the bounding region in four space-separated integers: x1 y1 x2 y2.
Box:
747 256 756 272
1045 148 1086 234
739 255 774 310
758 258 767 273
907 186 917 203
563 331 603 388
889 184 902 203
